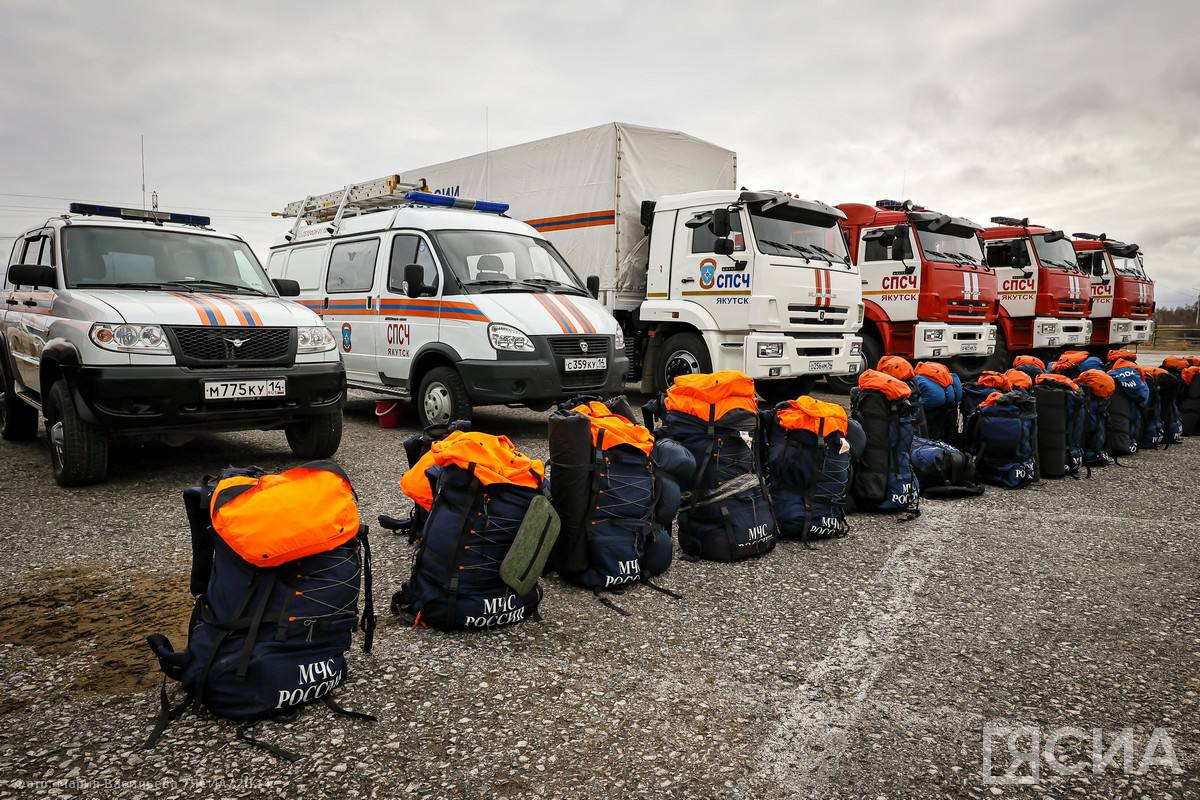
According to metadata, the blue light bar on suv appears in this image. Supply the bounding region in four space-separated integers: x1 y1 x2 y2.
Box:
404 191 509 215
68 202 211 227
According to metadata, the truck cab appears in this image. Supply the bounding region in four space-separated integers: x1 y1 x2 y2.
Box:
638 189 863 392
269 178 627 426
1 203 345 486
980 216 1093 368
830 199 996 387
1072 233 1154 348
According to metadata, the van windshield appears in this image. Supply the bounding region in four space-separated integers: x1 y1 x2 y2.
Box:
432 229 587 294
62 226 271 294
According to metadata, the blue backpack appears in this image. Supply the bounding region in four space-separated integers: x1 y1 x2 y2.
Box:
964 391 1038 488
910 437 984 499
146 463 375 760
849 370 920 514
1138 372 1165 450
1079 384 1112 468
914 364 964 444
763 397 852 544
1107 366 1149 457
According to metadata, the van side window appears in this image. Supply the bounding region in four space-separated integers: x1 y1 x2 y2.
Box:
326 239 380 293
266 250 287 278
285 245 328 291
690 212 744 254
985 242 1013 268
387 234 439 294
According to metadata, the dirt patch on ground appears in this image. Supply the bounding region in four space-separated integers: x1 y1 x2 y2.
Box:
0 565 191 714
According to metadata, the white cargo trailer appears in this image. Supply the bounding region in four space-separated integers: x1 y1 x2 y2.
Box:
401 122 863 392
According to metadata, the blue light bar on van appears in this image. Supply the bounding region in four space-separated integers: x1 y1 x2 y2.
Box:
404 191 509 215
69 202 211 227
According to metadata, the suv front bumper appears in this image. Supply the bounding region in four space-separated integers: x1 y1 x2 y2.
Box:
71 362 345 433
458 354 629 405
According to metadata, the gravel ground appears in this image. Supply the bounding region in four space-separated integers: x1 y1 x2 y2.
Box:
0 385 1197 800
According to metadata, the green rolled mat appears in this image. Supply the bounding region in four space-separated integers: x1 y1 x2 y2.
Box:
500 494 561 596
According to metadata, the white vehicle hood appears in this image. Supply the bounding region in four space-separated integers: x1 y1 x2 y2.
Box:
463 292 617 337
77 290 321 327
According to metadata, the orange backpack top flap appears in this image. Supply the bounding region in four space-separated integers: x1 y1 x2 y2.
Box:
978 390 1004 409
1188 356 1200 368
1076 369 1116 397
1052 350 1089 372
1162 356 1188 371
1184 366 1200 386
857 369 912 400
1013 355 1046 371
211 463 361 567
664 370 758 420
1003 369 1032 390
400 430 545 511
915 361 953 388
1143 366 1168 380
776 396 849 436
978 371 1012 391
876 355 915 381
1108 349 1137 364
1036 372 1080 391
572 400 654 454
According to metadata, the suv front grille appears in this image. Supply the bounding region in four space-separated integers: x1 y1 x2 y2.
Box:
549 335 610 356
561 370 608 390
169 326 294 366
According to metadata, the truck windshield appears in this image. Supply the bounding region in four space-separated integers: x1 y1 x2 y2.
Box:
1111 253 1146 278
432 230 587 293
916 228 985 265
748 207 849 264
61 226 271 294
1031 234 1083 272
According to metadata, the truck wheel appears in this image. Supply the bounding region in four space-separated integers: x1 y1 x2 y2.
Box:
45 380 108 487
417 367 472 427
0 361 38 441
285 411 343 459
982 330 1010 373
826 333 881 394
657 333 711 392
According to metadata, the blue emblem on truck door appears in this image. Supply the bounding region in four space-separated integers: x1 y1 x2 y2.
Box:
699 258 717 290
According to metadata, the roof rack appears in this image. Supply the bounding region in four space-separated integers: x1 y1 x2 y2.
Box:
275 174 432 240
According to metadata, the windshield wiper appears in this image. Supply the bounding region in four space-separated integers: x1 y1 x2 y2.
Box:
174 278 269 296
73 281 196 291
809 244 849 265
760 239 809 260
521 278 588 296
464 278 550 293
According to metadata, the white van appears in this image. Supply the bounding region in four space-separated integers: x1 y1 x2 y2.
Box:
267 178 628 426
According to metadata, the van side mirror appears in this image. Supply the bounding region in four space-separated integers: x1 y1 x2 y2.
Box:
7 263 56 289
710 208 732 238
586 275 600 299
272 278 300 297
403 264 429 299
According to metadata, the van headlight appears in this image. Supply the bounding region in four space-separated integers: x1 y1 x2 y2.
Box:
90 323 171 354
757 342 784 359
614 327 625 351
488 323 535 352
298 326 337 353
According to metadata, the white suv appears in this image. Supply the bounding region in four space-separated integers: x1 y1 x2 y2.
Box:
1 203 346 486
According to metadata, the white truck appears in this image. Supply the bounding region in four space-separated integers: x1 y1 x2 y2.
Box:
397 122 863 393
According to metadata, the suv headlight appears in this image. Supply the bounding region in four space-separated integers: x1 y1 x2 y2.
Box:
488 323 535 352
614 327 625 351
90 323 171 354
757 342 784 359
297 326 337 353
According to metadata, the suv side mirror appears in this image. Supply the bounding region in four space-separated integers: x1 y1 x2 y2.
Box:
272 278 300 297
586 275 600 299
710 208 732 238
403 264 429 299
7 263 56 289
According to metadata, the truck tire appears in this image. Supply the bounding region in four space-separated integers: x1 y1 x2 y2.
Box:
45 379 108 487
982 329 1010 373
0 360 38 441
657 333 711 393
826 333 881 394
285 411 343 459
417 367 472 427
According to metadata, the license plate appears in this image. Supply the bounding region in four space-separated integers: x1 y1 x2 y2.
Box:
960 343 978 353
204 378 287 400
564 357 606 372
809 360 834 372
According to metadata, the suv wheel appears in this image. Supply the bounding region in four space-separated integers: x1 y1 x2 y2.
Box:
657 333 711 393
285 411 344 459
417 367 472 428
0 361 38 441
45 380 108 486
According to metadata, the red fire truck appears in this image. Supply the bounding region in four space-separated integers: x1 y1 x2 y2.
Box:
979 216 1092 368
827 199 996 390
1071 233 1154 350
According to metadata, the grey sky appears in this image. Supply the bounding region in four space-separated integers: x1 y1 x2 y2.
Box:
2 1 1197 305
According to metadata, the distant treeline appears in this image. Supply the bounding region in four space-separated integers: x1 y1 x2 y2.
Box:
1155 305 1200 327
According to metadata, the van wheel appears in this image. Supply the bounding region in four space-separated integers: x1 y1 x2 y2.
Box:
0 361 38 441
826 332 881 394
285 411 343 459
45 380 108 487
417 367 472 427
657 333 711 393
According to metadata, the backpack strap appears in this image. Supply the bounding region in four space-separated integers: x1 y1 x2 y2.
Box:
235 720 303 763
237 571 279 679
358 525 376 653
445 464 482 627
